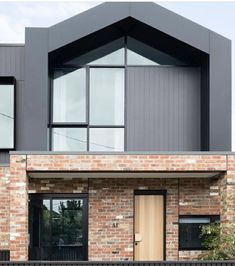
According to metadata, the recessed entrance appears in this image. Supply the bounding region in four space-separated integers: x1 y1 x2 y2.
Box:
28 194 88 261
134 191 165 260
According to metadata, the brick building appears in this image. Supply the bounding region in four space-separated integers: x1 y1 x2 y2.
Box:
0 2 233 262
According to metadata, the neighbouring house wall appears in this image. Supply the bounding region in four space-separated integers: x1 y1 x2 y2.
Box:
0 166 10 250
7 154 235 261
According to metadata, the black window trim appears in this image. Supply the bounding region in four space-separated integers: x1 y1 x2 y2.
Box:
49 36 191 152
29 193 88 261
178 214 220 251
0 76 16 151
50 65 125 152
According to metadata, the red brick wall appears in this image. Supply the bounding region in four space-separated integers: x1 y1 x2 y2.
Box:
6 154 235 261
9 155 28 261
88 178 179 261
179 178 220 215
26 155 227 171
0 166 10 250
28 177 88 193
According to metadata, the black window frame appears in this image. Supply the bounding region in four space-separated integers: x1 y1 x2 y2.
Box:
179 215 220 251
28 193 88 261
49 36 190 151
0 76 16 150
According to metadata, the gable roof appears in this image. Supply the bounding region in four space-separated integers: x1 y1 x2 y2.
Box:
47 2 230 54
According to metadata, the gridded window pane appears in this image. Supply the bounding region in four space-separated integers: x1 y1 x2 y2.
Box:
29 196 86 261
52 128 87 151
0 84 14 148
90 128 124 151
90 68 124 125
53 69 86 122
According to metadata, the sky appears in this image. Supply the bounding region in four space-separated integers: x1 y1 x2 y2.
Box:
0 1 234 149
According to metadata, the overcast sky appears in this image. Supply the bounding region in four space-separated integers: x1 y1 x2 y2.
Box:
0 1 234 149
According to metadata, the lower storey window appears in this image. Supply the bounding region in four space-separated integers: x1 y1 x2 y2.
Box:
179 215 220 250
29 194 88 261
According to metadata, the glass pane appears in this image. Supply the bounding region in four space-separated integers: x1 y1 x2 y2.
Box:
179 217 211 224
29 197 86 261
29 198 44 260
41 199 51 260
51 199 84 260
64 38 125 66
179 223 204 250
0 85 14 148
88 48 124 65
53 68 86 122
52 128 87 151
90 128 124 151
128 49 159 65
90 68 124 125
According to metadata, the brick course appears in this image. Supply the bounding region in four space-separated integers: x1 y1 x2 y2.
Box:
2 153 234 261
26 154 227 172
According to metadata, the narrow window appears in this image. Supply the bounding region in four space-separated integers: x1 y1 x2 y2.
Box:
90 68 124 125
0 77 15 149
179 215 220 250
53 68 86 123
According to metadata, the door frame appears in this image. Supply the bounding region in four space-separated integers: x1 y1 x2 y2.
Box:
28 193 88 261
133 190 167 260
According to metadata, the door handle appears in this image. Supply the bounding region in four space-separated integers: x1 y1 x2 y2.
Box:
135 233 142 242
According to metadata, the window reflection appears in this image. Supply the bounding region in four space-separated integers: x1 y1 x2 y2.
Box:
90 128 124 151
29 197 87 261
53 68 86 123
52 128 87 151
0 84 14 149
90 68 124 125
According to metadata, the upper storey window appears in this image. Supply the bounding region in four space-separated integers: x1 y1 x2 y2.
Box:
0 77 15 149
50 37 186 151
53 69 86 123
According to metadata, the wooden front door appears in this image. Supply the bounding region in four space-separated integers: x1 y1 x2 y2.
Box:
134 192 165 260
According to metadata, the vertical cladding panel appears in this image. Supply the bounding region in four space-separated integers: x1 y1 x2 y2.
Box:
23 28 49 150
0 153 10 164
0 46 24 80
126 67 200 151
209 32 231 151
0 46 24 163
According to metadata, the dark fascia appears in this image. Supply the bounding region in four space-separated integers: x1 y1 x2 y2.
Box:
46 2 231 54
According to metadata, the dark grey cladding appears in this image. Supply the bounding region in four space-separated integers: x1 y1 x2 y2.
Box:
0 2 231 163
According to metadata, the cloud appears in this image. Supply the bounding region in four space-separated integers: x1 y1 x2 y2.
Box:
0 1 100 43
0 14 28 43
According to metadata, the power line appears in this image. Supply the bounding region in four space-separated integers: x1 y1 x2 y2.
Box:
0 112 13 119
54 131 116 150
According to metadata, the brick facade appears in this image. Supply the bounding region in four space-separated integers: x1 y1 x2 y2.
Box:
0 153 234 261
0 166 10 250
